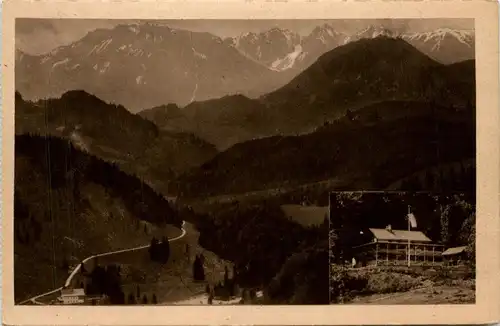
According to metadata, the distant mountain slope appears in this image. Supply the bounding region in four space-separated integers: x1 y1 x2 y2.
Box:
225 25 474 72
401 28 475 65
227 28 302 70
15 91 218 193
142 37 475 150
15 23 288 112
261 37 474 133
171 101 475 198
14 134 181 302
16 22 474 112
140 94 270 150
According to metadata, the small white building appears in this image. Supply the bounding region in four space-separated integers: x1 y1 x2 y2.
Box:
58 288 86 305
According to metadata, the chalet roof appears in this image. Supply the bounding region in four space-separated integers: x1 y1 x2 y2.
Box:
61 288 85 296
442 246 467 256
280 204 328 226
369 228 432 243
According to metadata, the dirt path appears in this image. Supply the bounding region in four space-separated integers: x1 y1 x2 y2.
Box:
166 290 264 306
166 293 240 305
349 284 475 304
19 221 187 305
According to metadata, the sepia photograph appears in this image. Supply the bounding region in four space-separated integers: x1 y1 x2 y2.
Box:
2 0 499 325
13 16 476 306
329 191 475 305
12 16 478 307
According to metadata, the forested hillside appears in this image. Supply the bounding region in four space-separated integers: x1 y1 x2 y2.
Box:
173 101 475 198
14 134 181 302
142 37 475 150
15 91 218 194
186 200 329 303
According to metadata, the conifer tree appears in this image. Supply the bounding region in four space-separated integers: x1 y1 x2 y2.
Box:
192 255 199 280
62 258 70 272
193 255 206 281
161 236 170 263
224 266 229 286
346 109 355 121
425 170 435 189
128 293 136 304
149 237 159 261
208 293 214 305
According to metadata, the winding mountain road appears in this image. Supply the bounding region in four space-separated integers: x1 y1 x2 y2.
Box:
19 221 187 305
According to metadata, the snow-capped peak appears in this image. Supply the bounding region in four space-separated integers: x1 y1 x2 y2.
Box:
314 24 338 37
356 25 396 39
128 25 141 35
271 44 304 71
192 47 208 60
403 28 474 48
309 24 344 45
266 27 296 38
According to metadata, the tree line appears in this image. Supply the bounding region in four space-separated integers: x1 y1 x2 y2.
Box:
16 90 160 156
82 262 125 304
14 190 43 245
398 162 475 192
148 237 171 263
80 245 210 305
329 191 476 261
193 201 329 303
15 134 181 228
81 261 160 305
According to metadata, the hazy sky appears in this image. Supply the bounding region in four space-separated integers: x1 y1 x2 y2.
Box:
16 18 474 55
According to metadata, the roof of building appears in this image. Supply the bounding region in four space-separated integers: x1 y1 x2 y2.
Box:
368 228 432 243
442 246 468 256
280 204 328 227
61 288 85 296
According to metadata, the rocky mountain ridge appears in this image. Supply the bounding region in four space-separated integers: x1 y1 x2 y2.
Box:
16 22 474 111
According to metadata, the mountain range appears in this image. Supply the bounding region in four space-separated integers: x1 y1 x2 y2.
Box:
15 35 476 198
229 25 474 72
16 22 474 112
141 37 475 149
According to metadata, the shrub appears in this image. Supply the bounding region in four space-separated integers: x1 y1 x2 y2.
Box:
364 272 421 294
330 265 364 303
431 266 452 284
332 269 425 300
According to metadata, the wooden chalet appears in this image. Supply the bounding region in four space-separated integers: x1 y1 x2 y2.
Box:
351 225 444 267
442 246 468 266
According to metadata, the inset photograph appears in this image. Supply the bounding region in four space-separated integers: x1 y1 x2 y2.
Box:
329 191 475 305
